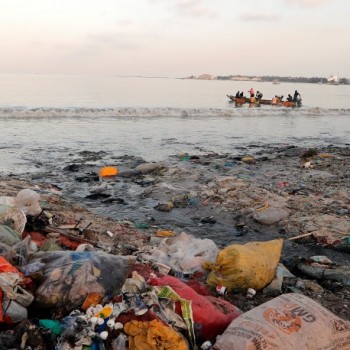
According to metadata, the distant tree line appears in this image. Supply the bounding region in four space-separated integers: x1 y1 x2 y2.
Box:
216 75 350 85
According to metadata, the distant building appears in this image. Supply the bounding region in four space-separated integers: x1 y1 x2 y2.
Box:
327 75 340 85
197 74 215 80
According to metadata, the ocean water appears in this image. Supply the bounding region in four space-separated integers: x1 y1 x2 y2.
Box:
0 73 349 175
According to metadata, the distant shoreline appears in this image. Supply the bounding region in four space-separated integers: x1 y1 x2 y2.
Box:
183 74 350 85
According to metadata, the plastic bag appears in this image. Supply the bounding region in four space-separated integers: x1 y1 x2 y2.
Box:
140 232 219 274
2 299 28 323
0 242 16 262
0 257 33 306
124 319 189 350
0 225 21 246
213 293 350 350
32 251 135 311
14 189 41 216
0 206 26 235
206 239 283 291
149 275 242 342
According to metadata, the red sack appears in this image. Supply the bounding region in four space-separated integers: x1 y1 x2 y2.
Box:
149 275 242 342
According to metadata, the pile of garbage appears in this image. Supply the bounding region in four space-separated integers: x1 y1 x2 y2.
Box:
0 185 350 349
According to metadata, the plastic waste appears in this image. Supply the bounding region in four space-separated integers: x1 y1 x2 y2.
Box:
99 166 119 178
32 251 135 311
140 232 219 274
149 274 242 342
213 293 350 350
124 319 189 350
0 242 16 262
19 261 46 276
206 239 283 291
0 205 26 234
298 260 350 286
14 189 41 216
263 263 295 296
39 319 62 335
82 292 104 310
0 225 21 246
2 299 28 323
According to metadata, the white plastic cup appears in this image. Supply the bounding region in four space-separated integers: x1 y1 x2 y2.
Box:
246 288 256 299
201 340 213 349
216 285 227 295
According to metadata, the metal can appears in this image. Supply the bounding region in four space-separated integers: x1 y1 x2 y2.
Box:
201 340 212 350
216 285 227 295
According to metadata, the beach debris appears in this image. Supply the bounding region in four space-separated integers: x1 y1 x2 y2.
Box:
135 162 166 174
205 239 283 291
213 294 350 350
149 275 242 343
241 155 256 164
263 263 295 296
246 288 256 299
153 201 174 212
32 251 135 311
297 258 350 286
138 231 218 274
89 182 109 194
98 166 119 178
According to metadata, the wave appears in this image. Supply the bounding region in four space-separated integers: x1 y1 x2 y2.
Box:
0 106 350 119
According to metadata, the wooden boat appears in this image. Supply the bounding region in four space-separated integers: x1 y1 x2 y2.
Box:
227 95 272 105
227 95 301 107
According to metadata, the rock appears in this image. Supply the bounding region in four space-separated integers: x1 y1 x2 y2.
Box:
253 207 290 225
303 280 324 293
135 162 165 174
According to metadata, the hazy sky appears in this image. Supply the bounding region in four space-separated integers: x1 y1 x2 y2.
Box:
1 0 349 78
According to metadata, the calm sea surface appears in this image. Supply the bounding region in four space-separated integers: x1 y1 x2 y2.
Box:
0 73 349 175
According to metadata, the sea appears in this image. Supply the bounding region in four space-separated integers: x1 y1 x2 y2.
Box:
0 73 349 175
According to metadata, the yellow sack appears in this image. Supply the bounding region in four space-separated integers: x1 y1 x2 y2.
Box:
124 319 189 350
206 239 283 291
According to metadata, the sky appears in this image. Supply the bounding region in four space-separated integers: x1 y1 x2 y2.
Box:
0 0 349 78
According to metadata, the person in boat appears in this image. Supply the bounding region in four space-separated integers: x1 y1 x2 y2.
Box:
239 91 244 97
271 96 278 105
293 90 301 102
248 88 254 97
287 94 293 102
235 91 240 98
256 91 263 100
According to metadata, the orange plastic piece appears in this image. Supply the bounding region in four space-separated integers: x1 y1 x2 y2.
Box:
155 230 175 237
81 293 103 310
99 166 119 177
94 305 113 318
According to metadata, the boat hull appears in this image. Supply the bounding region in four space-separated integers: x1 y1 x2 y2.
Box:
227 95 301 107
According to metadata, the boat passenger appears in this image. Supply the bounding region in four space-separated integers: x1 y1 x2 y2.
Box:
248 88 254 97
287 94 293 102
235 91 240 98
293 90 301 102
239 92 244 97
271 96 278 105
250 96 256 103
256 91 263 100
